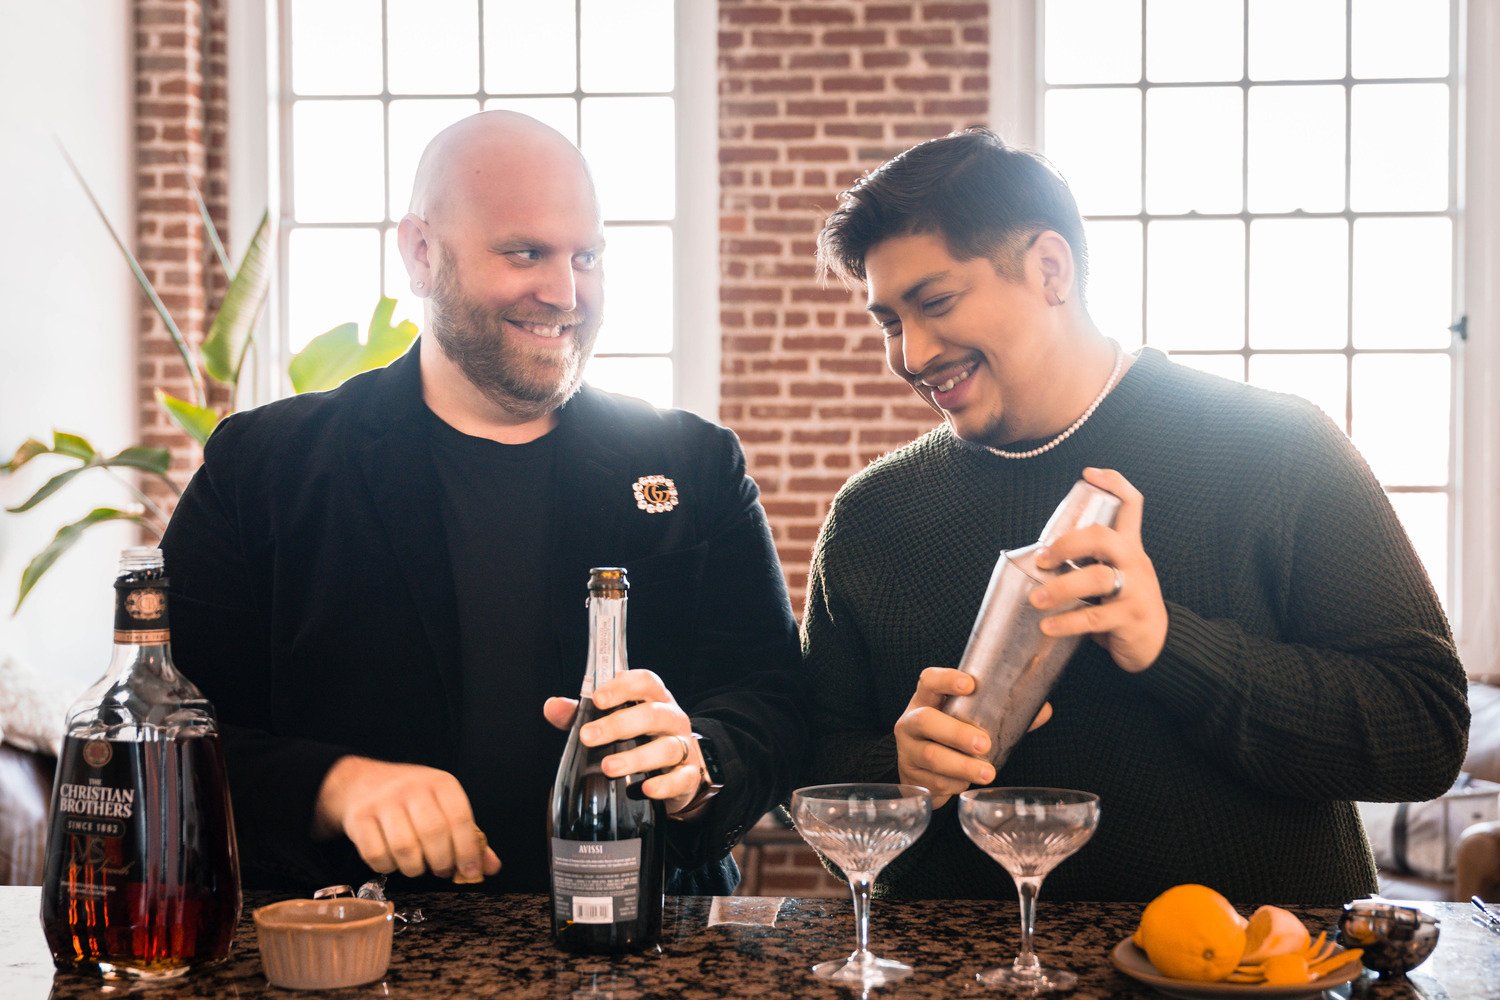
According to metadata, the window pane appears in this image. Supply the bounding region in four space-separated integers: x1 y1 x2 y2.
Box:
1352 0 1450 79
484 0 577 95
483 97 579 144
1145 87 1242 215
1388 492 1448 609
1083 220 1142 350
1248 0 1345 80
581 97 675 221
1249 219 1348 350
586 356 673 409
287 228 381 353
595 225 673 355
1247 85 1345 213
381 228 423 332
290 0 383 95
386 0 479 95
1248 352 1347 428
1168 352 1244 382
1146 220 1244 350
1352 353 1450 486
581 0 674 93
292 100 386 223
387 99 482 220
1350 84 1449 211
1043 88 1142 216
1146 0 1242 82
1043 0 1140 85
1352 217 1453 350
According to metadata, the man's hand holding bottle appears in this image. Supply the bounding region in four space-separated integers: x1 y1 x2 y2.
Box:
543 667 709 815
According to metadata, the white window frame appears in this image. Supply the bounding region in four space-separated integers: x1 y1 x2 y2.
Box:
226 0 719 419
991 0 1500 679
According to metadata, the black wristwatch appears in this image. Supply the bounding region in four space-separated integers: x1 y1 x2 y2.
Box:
671 732 725 821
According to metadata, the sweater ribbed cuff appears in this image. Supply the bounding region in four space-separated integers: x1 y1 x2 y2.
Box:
1132 602 1247 718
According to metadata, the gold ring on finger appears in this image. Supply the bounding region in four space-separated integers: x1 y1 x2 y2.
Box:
671 733 692 767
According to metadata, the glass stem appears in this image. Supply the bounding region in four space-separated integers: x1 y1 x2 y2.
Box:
850 876 874 963
1014 876 1043 976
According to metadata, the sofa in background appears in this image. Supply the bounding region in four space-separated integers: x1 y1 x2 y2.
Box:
1372 682 1500 902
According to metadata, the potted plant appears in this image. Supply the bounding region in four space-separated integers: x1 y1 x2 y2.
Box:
1 152 416 611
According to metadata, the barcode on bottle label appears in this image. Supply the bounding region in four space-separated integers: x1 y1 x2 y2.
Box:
572 896 614 924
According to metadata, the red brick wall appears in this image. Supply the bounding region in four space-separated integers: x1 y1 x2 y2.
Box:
134 0 230 512
718 0 990 615
717 0 991 896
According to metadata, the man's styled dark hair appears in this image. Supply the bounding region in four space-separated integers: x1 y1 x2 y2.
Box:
817 127 1090 297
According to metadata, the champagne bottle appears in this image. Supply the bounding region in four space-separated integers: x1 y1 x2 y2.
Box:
39 547 241 979
548 567 665 953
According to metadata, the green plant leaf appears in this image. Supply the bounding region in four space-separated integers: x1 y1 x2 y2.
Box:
202 210 273 387
51 431 96 461
156 390 221 447
1 438 50 474
104 446 173 476
5 465 90 513
58 142 205 407
289 298 418 394
14 507 144 613
183 159 234 279
6 442 172 513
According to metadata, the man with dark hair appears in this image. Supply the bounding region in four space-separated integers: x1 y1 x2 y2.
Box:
804 127 1469 902
162 111 806 895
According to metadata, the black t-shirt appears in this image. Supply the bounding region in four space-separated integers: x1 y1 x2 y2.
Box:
424 406 569 892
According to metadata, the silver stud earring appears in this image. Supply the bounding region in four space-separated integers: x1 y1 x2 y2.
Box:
415 280 425 290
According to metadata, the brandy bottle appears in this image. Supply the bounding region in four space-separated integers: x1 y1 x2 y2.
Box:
39 547 241 979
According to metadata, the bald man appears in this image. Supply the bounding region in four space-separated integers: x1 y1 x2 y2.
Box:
161 112 806 895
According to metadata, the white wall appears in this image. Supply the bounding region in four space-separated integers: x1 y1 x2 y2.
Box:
0 3 137 700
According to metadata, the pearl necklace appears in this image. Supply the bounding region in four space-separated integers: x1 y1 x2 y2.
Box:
984 343 1126 460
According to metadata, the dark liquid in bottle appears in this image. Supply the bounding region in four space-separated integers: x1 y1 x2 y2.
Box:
549 697 665 954
40 732 240 978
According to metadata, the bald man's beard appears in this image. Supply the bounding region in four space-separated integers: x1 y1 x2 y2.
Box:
426 266 599 421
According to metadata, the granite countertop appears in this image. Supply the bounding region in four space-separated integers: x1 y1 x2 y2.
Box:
2 888 1494 999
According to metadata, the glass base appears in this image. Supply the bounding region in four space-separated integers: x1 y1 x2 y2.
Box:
93 960 196 980
976 965 1077 992
813 953 914 987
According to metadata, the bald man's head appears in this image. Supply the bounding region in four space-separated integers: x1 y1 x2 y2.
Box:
408 111 595 226
397 110 606 425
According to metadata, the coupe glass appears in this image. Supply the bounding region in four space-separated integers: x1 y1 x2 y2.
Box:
790 783 932 986
958 787 1100 992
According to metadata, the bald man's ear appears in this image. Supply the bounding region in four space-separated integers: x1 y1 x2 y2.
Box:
397 213 434 298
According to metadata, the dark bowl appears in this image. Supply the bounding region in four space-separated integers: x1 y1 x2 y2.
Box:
1337 900 1440 979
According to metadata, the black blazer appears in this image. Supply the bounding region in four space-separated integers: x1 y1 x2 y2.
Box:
161 344 806 893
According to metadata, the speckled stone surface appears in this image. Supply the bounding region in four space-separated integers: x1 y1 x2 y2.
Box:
3 888 1494 999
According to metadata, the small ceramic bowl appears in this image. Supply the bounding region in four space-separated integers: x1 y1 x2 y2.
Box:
253 897 395 990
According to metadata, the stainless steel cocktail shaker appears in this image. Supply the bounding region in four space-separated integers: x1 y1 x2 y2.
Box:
940 481 1122 769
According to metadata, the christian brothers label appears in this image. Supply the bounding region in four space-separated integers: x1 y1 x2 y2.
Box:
48 736 139 900
550 838 643 924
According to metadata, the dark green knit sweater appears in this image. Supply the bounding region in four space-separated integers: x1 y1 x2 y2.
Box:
803 348 1469 904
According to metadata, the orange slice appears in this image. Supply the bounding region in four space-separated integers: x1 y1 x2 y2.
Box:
1241 905 1311 963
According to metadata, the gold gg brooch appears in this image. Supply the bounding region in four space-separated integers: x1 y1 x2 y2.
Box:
633 475 679 514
